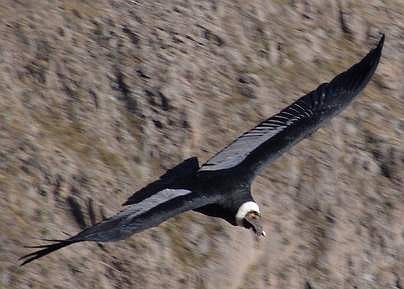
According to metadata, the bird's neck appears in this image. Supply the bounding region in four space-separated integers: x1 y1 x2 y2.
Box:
235 201 260 226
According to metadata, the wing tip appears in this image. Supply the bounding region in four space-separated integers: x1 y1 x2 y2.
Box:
337 32 385 91
19 239 75 266
366 32 384 63
377 33 385 50
372 33 385 59
371 33 384 61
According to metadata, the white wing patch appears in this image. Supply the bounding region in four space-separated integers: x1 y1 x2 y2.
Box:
115 189 192 220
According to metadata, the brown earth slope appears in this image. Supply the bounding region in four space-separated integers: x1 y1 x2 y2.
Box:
0 1 403 289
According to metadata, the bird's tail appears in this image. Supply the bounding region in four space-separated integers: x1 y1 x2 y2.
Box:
19 238 79 266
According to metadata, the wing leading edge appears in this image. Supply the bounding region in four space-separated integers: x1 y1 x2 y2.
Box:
199 35 384 176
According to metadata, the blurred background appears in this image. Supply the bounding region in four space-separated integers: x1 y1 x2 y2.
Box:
0 1 403 288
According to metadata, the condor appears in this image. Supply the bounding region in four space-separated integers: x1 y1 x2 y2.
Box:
21 34 384 266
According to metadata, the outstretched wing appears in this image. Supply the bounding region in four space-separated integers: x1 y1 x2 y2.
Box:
20 188 218 265
199 34 384 177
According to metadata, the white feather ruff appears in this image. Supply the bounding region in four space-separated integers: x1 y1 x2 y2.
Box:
235 201 260 226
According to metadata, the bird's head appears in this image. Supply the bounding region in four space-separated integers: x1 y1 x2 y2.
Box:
235 201 266 237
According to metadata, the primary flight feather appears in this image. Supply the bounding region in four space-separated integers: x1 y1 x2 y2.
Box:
20 34 384 266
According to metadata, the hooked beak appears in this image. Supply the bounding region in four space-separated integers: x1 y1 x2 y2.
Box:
244 212 266 238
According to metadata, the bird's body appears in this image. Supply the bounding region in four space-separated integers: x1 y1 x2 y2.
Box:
21 35 384 266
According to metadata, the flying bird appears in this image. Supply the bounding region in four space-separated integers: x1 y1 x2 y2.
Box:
20 34 384 266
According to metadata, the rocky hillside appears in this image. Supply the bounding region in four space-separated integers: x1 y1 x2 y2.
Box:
0 1 403 288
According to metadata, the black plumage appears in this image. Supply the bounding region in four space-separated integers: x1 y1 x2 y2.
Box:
20 35 384 266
